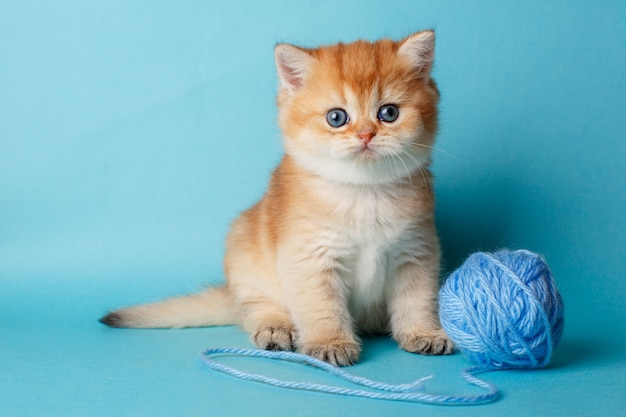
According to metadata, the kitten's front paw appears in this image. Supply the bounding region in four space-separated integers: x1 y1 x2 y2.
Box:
302 340 361 366
253 325 296 351
396 330 455 355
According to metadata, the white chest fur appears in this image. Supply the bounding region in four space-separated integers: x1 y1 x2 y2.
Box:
315 181 424 316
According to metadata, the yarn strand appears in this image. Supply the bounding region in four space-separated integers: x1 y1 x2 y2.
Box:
199 347 499 406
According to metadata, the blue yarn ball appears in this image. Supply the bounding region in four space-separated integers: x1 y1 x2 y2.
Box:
439 250 564 369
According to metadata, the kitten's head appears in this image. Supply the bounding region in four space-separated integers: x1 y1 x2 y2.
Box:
275 31 439 185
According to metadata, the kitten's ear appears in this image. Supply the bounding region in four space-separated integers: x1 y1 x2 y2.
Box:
397 30 435 78
274 44 315 94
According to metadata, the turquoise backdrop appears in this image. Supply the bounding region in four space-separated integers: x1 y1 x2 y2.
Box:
1 1 624 416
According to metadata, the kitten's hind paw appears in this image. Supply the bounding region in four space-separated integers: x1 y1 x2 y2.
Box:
396 330 455 356
252 325 297 351
302 341 361 366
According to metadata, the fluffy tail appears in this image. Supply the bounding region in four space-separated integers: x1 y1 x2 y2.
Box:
99 285 238 329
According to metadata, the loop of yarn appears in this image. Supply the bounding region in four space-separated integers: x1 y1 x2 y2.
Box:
200 347 499 405
439 250 564 369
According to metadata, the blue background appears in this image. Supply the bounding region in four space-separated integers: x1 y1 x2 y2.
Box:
1 1 625 416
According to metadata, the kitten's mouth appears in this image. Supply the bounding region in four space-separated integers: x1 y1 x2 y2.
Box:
355 145 380 161
339 142 383 162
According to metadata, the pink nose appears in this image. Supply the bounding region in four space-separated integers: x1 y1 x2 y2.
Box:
357 130 375 144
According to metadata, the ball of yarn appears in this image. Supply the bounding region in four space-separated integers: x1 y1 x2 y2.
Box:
439 250 564 369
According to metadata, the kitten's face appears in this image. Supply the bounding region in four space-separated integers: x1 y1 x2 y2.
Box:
275 31 439 185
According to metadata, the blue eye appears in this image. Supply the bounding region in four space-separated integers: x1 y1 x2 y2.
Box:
326 108 349 128
378 104 399 123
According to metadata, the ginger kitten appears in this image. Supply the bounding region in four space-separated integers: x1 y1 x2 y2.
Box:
100 30 454 366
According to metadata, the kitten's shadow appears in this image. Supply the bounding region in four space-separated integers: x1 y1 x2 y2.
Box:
436 179 517 276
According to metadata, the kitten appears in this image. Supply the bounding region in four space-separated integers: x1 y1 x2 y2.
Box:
100 30 454 366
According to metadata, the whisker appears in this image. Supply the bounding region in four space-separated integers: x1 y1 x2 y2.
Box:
379 152 391 177
413 163 429 191
399 149 430 190
398 148 421 168
404 142 457 159
392 153 413 188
